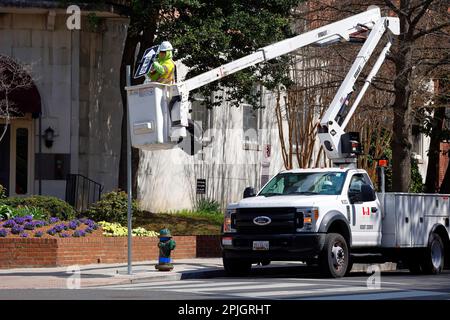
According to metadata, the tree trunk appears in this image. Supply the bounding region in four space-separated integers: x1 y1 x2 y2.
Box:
424 107 445 193
390 3 414 192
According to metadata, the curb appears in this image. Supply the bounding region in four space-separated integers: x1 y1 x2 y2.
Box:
81 268 225 287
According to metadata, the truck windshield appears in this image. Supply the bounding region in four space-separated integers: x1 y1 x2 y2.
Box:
258 172 347 197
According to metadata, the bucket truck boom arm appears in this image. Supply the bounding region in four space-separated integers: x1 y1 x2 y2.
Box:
126 6 399 163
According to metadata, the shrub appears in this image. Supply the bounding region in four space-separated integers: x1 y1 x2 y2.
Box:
83 191 139 225
0 204 12 220
0 185 6 199
194 198 221 213
0 196 75 221
0 229 7 237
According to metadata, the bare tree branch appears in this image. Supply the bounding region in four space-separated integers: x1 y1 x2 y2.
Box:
413 21 450 40
410 0 434 27
383 0 409 18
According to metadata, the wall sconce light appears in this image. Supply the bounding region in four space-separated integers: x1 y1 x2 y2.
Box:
43 126 55 148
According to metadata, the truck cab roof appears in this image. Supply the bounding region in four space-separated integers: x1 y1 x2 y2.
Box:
279 167 362 174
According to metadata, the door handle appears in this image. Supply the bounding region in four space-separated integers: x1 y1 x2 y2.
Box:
405 217 409 223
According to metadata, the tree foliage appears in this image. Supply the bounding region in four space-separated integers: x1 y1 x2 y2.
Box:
112 0 304 191
155 0 300 107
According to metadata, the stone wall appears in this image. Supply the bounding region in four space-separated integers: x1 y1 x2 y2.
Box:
0 9 128 197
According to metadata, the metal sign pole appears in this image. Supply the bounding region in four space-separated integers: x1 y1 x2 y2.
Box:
126 65 133 275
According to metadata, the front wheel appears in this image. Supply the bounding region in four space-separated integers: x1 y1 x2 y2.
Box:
223 255 252 276
421 233 445 275
319 233 349 278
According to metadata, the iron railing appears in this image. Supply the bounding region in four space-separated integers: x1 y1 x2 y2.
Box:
65 174 103 212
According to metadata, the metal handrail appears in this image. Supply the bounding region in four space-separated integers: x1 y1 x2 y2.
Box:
65 174 103 212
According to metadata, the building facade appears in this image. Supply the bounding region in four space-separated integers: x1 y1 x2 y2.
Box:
0 1 128 204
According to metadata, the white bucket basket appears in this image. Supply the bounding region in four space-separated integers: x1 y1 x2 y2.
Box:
125 83 177 150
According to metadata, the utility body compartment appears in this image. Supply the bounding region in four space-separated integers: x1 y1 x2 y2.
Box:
380 193 450 248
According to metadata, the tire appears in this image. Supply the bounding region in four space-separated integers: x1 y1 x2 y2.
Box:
223 255 252 276
345 256 354 276
319 233 349 278
421 233 445 275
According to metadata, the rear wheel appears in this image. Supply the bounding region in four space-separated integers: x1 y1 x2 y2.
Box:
421 233 444 275
319 233 349 278
223 255 252 276
345 256 354 276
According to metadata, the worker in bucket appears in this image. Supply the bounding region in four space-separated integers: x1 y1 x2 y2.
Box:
147 41 175 84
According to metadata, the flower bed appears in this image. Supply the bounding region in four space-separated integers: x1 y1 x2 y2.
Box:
0 215 221 268
0 235 222 268
0 216 103 239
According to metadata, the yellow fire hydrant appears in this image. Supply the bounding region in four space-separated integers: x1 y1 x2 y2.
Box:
155 228 176 271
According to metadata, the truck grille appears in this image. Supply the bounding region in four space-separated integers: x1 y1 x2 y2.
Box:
234 207 303 234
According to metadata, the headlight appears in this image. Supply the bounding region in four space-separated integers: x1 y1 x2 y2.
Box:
223 209 236 233
297 207 319 231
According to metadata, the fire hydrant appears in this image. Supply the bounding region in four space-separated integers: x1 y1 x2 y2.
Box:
155 228 176 271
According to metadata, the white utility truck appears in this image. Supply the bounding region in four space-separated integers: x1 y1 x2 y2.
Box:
125 6 450 278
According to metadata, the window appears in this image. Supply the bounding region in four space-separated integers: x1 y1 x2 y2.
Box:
348 173 371 193
412 124 423 161
259 171 347 196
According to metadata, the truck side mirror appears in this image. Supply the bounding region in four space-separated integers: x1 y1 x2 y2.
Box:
243 187 256 198
361 184 376 202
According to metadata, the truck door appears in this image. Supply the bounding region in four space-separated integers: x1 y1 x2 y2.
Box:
347 173 381 246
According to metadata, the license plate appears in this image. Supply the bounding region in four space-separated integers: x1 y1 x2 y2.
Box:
253 241 269 251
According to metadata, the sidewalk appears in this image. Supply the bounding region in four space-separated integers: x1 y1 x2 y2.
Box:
0 258 225 289
0 259 397 289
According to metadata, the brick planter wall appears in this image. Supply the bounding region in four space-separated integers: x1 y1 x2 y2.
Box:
0 235 221 269
196 235 222 257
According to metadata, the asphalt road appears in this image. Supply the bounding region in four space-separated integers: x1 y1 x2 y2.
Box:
1 265 450 300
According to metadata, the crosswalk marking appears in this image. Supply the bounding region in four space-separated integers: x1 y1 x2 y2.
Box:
96 281 246 290
87 276 446 300
299 290 449 300
170 282 314 293
231 286 392 299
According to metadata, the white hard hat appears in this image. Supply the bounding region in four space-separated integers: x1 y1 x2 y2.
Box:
159 41 173 51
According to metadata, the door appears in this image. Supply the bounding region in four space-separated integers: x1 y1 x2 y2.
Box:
0 125 10 196
347 173 381 246
9 121 34 197
0 119 34 197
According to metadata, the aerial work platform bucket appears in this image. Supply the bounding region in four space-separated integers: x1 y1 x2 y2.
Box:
125 83 177 150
